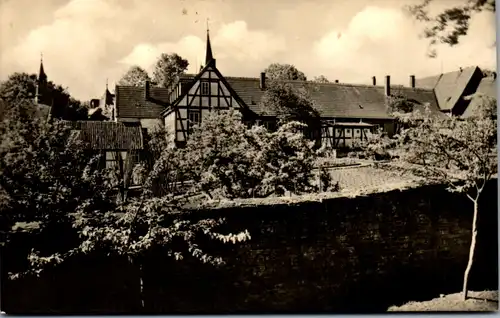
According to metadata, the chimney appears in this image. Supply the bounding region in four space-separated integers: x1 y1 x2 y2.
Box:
372 76 376 86
335 80 339 83
144 80 150 100
260 72 266 90
410 75 415 88
384 75 390 96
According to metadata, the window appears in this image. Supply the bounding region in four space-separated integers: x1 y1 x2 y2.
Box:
356 129 360 134
346 129 351 134
188 111 201 128
201 82 210 95
105 151 141 170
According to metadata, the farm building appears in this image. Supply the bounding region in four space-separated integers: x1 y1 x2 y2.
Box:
415 65 497 116
107 30 440 149
65 121 144 172
72 29 494 151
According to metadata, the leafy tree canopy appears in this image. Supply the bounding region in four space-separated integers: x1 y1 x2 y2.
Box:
259 81 320 123
152 53 189 89
263 63 307 81
391 95 497 300
181 109 320 199
406 0 496 57
117 65 151 87
0 72 88 121
312 75 330 83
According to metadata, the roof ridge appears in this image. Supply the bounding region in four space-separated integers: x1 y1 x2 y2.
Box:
225 76 433 91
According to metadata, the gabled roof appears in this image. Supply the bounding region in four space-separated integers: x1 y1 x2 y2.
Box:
115 85 169 119
415 66 482 111
165 60 251 116
225 77 440 119
462 76 497 118
65 121 144 150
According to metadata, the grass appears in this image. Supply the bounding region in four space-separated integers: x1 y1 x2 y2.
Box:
327 164 421 192
388 290 498 312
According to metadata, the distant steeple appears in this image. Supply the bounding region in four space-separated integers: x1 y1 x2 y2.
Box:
205 19 215 66
35 53 48 105
38 53 47 84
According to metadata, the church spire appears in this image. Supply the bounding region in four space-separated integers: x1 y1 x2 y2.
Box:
205 19 214 66
38 53 47 84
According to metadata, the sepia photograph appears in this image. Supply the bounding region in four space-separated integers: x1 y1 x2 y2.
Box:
0 0 498 314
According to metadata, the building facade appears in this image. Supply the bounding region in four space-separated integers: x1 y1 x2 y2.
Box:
110 30 465 150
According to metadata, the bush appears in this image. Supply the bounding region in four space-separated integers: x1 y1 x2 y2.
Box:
182 110 320 199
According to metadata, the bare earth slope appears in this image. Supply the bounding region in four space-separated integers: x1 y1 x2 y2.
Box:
388 290 498 312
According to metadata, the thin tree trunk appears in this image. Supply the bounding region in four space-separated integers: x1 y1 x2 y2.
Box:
129 256 145 310
138 263 145 309
462 199 479 301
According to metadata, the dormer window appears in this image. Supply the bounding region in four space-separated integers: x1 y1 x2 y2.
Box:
201 82 210 95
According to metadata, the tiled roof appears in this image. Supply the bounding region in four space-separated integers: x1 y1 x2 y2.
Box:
65 121 144 150
462 76 497 118
415 66 482 111
115 85 168 119
225 77 439 119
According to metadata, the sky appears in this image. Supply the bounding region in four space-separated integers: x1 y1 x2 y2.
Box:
0 0 497 101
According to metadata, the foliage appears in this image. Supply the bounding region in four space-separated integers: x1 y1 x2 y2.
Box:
6 110 251 309
117 65 151 87
257 121 318 196
481 68 497 78
259 81 321 148
0 72 88 121
136 129 187 197
391 94 497 300
0 109 112 233
394 95 497 188
406 0 496 57
152 53 189 89
0 73 38 105
260 81 320 122
312 75 330 83
182 110 322 199
353 130 396 161
263 63 307 81
387 94 419 114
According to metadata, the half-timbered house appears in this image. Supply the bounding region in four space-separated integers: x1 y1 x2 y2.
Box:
161 31 253 145
113 30 441 149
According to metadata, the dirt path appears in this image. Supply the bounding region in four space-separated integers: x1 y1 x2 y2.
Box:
388 290 498 312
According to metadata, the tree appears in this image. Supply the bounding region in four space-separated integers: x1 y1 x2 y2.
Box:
257 121 318 196
152 53 189 89
7 114 251 310
117 65 151 87
0 73 37 105
0 72 88 121
263 63 307 81
392 94 497 301
259 81 321 146
0 112 110 232
182 109 320 199
312 75 330 83
260 81 320 122
406 0 496 57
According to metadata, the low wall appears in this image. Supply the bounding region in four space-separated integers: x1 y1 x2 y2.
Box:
1 181 497 314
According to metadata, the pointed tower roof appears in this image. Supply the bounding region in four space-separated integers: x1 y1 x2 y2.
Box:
38 53 47 83
205 21 214 66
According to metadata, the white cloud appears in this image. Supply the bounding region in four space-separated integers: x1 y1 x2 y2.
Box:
0 0 131 99
0 0 495 101
120 20 287 74
312 6 496 85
